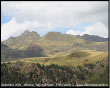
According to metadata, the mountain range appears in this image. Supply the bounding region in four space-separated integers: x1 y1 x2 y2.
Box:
1 30 108 61
2 30 108 45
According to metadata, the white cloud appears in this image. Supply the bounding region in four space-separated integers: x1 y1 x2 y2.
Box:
82 22 108 38
66 22 108 38
1 18 36 41
1 1 108 40
66 29 82 36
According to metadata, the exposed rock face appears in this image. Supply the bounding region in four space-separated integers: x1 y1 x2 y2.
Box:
22 30 30 36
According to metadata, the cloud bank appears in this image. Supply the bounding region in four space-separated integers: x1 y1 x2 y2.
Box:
66 22 108 38
1 1 108 41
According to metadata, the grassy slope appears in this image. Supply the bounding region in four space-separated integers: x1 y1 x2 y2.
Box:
7 38 108 59
6 50 108 68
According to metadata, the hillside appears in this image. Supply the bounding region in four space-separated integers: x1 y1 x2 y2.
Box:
1 31 108 86
14 50 108 67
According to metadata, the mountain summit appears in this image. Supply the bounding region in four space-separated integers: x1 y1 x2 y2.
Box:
43 32 79 42
22 30 30 36
2 30 41 45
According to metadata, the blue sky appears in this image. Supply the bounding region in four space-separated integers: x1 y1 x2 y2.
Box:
50 22 93 34
36 22 93 37
1 12 12 25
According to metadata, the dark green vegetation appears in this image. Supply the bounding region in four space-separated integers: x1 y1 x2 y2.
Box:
1 30 108 86
89 65 108 84
1 62 77 84
1 59 108 85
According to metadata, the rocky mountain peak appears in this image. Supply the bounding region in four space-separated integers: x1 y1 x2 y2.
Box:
22 30 30 36
2 30 41 46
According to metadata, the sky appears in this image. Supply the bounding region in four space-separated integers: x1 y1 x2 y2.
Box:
1 1 108 41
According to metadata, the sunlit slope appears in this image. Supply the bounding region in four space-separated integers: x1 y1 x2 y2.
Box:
8 50 108 67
